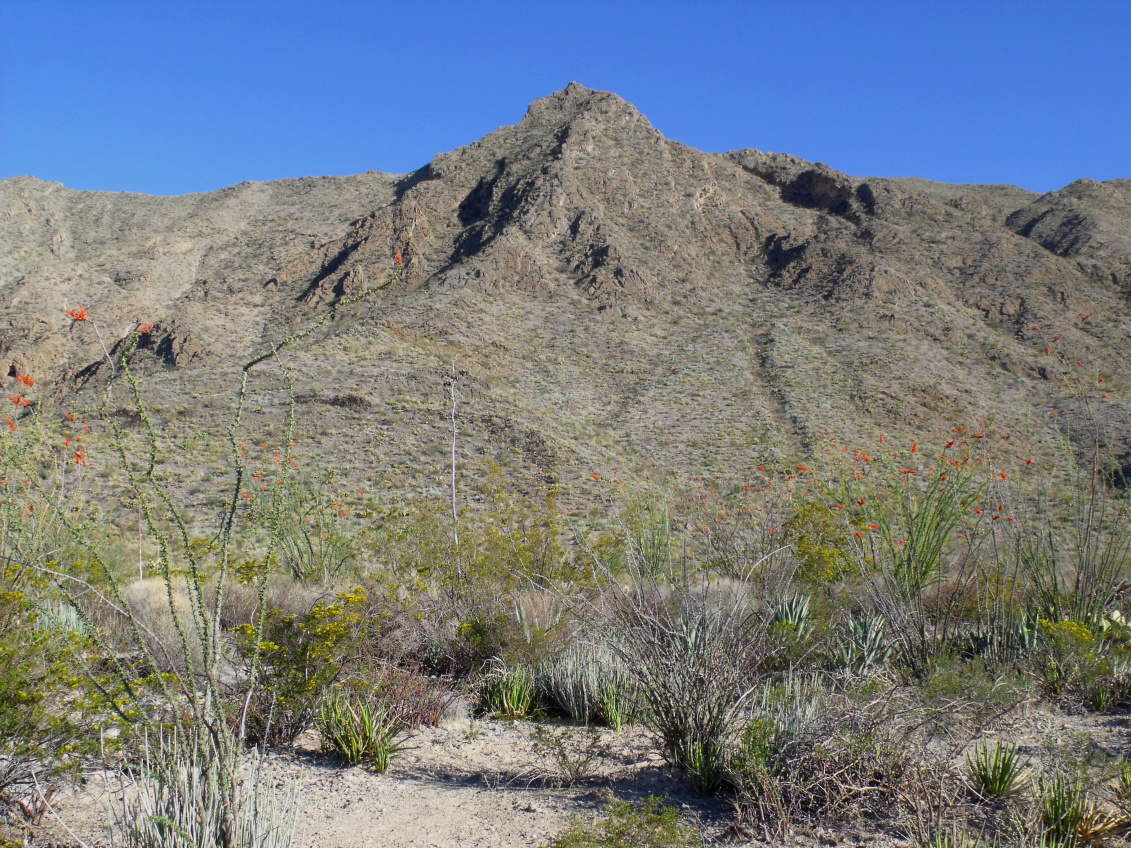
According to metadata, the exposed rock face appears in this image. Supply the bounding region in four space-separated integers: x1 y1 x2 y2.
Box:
1 84 1128 503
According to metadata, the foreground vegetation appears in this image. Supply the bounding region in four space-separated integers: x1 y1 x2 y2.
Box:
1 282 1130 848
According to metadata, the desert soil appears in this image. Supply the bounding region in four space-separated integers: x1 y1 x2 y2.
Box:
24 702 1131 848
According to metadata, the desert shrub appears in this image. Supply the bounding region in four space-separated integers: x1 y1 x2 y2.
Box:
254 468 355 583
1018 456 1131 629
531 723 603 786
836 459 984 674
606 578 767 794
1025 618 1131 710
234 587 367 745
452 590 570 671
914 654 1032 717
342 661 454 729
0 580 101 802
784 503 854 586
728 675 911 834
548 796 702 848
367 474 576 606
316 690 410 772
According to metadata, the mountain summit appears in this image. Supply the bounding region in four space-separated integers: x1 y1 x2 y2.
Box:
1 85 1129 502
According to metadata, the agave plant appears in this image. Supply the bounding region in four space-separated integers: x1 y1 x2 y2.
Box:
769 594 814 641
832 614 891 673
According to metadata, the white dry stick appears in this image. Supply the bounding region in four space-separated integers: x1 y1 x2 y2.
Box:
449 359 459 547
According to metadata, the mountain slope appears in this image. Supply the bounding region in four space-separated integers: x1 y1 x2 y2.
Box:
1 84 1128 508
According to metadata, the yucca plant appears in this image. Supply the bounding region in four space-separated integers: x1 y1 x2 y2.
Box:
966 740 1030 800
1041 773 1087 846
317 690 410 773
479 661 538 719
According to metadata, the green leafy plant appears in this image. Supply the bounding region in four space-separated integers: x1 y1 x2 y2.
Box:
235 587 367 745
0 578 101 803
965 740 1030 800
598 678 636 731
317 690 410 772
1040 773 1087 847
769 594 814 641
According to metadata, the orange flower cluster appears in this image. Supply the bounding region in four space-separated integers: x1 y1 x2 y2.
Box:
65 306 88 322
15 375 34 387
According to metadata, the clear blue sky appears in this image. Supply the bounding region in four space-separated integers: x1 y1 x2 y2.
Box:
1 1 1128 196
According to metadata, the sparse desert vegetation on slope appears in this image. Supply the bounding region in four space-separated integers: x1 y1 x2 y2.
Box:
0 86 1130 848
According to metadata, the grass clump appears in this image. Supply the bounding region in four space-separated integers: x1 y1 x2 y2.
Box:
548 796 701 848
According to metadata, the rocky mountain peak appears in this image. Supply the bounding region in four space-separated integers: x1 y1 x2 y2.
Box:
0 87 1128 504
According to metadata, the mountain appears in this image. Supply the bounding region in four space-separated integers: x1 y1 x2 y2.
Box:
2 83 1129 510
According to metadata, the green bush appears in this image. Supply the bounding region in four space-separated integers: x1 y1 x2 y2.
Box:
477 661 538 719
235 587 367 745
0 578 101 801
728 675 909 833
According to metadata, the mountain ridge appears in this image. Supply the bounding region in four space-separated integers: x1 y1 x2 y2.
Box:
2 84 1128 508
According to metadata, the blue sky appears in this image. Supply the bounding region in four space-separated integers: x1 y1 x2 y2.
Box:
1 1 1128 195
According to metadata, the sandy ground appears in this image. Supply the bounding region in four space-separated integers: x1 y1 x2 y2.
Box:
25 710 726 848
14 702 1131 848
